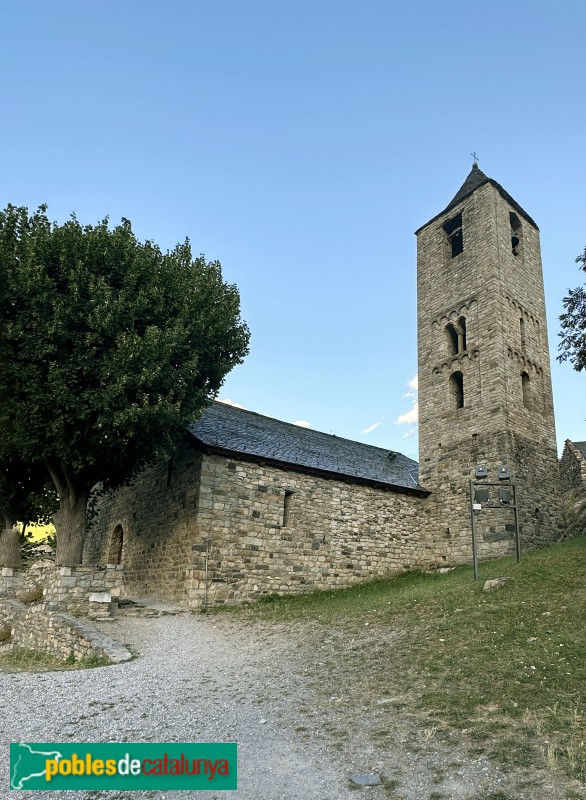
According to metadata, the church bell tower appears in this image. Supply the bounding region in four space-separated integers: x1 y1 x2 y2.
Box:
416 164 560 560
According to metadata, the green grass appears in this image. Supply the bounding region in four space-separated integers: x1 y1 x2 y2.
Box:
0 647 112 672
242 536 586 783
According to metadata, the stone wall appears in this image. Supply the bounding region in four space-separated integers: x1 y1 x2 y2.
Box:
85 447 202 605
420 430 561 567
560 440 586 493
187 453 431 609
416 174 562 562
0 598 131 663
87 444 433 609
0 561 123 619
0 562 130 663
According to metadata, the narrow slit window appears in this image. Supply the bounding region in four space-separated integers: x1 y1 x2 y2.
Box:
520 317 526 350
449 371 464 409
510 211 522 257
443 213 463 258
521 371 531 409
283 490 294 527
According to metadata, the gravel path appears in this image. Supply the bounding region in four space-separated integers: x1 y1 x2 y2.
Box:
0 611 578 800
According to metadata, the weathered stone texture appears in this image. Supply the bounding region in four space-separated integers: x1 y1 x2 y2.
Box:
0 563 130 663
88 449 431 609
560 440 586 493
85 449 203 605
416 173 561 560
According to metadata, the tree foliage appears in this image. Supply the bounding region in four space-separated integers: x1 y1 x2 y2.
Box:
559 246 586 372
0 458 58 565
0 204 250 563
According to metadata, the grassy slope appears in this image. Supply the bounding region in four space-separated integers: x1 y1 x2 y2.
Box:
250 536 586 782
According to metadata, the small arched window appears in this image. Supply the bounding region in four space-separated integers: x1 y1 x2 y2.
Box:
107 525 124 565
449 371 464 409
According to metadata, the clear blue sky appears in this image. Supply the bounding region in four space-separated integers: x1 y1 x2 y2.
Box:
2 0 584 460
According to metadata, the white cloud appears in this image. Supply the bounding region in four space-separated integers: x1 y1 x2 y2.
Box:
217 398 247 410
362 420 382 434
294 420 310 428
396 402 419 426
395 375 419 438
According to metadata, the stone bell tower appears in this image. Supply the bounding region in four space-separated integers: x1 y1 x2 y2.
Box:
416 163 560 561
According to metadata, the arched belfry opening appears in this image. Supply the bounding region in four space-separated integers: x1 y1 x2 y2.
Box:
107 524 124 565
510 211 522 257
443 212 463 258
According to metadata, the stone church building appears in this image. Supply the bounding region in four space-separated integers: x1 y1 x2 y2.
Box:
86 165 565 609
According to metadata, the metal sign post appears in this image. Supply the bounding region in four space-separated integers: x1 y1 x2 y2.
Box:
469 479 520 581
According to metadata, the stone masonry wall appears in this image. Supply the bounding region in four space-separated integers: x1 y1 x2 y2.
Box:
186 454 431 609
85 447 203 605
416 176 561 562
421 430 561 567
87 444 433 609
560 440 586 493
0 598 131 663
0 563 130 663
0 561 123 619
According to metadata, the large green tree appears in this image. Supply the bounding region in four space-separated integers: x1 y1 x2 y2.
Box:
0 205 249 564
559 246 586 372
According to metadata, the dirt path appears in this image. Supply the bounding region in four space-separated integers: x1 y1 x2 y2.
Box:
1 612 581 799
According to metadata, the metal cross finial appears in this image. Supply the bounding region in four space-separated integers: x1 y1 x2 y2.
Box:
471 151 479 166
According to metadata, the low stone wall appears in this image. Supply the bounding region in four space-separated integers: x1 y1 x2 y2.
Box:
0 562 130 664
43 564 124 618
0 598 131 663
0 561 123 619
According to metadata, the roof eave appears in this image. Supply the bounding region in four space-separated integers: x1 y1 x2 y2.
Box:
187 432 431 497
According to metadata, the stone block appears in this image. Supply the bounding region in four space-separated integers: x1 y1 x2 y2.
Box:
88 592 111 604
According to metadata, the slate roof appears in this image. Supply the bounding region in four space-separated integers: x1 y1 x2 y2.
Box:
415 164 538 233
188 401 427 495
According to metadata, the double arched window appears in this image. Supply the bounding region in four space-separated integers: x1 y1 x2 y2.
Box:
445 317 467 356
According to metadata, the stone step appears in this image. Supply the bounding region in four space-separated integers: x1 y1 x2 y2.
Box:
112 598 181 618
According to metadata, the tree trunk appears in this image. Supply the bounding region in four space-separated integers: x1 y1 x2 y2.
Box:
0 511 22 567
53 489 89 565
45 462 90 565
